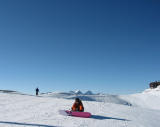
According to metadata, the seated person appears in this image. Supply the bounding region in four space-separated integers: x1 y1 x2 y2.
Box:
72 98 84 112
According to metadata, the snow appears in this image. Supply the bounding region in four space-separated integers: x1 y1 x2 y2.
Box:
143 85 160 95
0 89 160 127
120 87 160 110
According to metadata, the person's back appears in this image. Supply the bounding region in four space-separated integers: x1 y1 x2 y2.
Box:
72 98 84 112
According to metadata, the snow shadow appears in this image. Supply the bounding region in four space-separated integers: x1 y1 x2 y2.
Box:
91 115 129 121
0 121 60 127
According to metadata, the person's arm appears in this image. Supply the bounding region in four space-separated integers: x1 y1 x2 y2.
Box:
72 103 76 111
79 101 84 111
79 105 84 112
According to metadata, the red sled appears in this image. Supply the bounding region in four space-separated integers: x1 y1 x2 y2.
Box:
59 110 91 118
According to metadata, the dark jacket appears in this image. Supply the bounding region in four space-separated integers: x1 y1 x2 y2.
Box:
72 100 84 112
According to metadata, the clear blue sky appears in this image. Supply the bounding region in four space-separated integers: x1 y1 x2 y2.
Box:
0 0 160 94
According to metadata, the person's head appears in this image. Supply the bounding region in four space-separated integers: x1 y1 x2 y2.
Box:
75 98 81 104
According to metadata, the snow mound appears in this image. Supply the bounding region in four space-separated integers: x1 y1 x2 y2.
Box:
120 88 160 110
143 86 160 95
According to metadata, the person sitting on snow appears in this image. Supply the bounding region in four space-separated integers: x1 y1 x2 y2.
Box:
72 98 84 112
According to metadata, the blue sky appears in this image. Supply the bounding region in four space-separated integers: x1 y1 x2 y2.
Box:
0 0 160 94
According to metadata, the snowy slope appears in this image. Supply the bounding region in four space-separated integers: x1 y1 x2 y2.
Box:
0 89 160 127
120 86 160 110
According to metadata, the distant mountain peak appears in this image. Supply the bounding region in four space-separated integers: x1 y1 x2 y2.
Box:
75 90 83 95
84 90 94 95
69 91 75 94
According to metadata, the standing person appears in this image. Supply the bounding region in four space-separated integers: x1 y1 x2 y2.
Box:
72 98 84 112
35 87 39 96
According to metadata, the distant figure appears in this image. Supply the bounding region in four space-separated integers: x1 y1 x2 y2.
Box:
35 88 39 96
72 98 84 112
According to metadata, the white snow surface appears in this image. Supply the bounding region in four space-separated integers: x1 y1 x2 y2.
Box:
0 89 160 127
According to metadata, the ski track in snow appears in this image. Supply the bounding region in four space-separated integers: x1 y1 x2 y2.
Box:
0 90 160 127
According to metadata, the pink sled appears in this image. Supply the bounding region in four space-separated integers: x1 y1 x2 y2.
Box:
66 110 91 118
